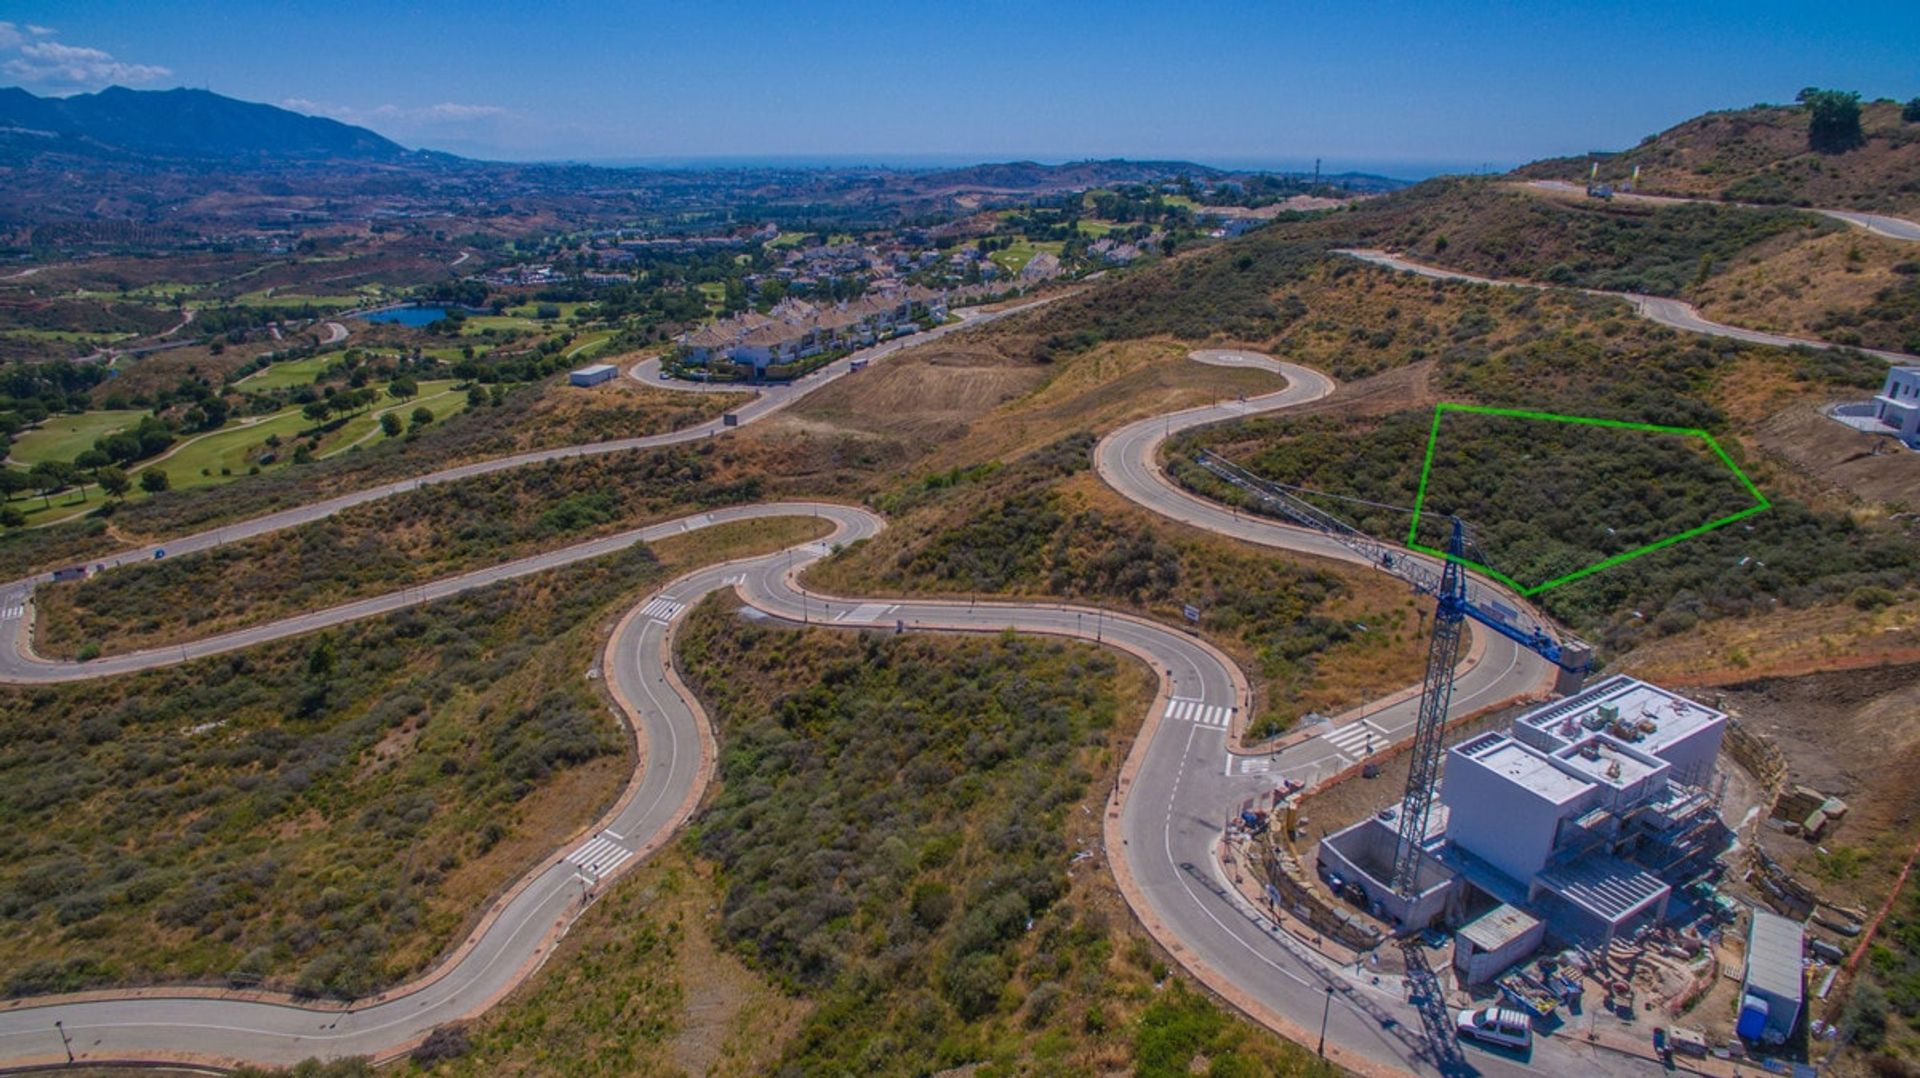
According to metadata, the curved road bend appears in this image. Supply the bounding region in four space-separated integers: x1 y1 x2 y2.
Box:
0 345 1574 1075
1340 247 1919 366
0 503 880 1071
0 297 1059 646
1525 178 1920 243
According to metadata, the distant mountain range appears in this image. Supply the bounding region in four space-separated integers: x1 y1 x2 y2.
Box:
0 86 414 164
0 86 1408 191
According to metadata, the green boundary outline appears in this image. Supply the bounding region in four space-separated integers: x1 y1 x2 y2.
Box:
1407 402 1771 596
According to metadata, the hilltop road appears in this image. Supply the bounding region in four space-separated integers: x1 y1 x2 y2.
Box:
1526 178 1920 242
0 334 1623 1075
1341 248 1919 366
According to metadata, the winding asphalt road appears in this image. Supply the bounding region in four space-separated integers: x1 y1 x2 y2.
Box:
1341 248 1920 366
0 336 1588 1073
1526 178 1920 243
0 298 1056 675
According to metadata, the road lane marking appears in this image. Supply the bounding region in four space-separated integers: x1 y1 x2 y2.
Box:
566 835 633 877
1320 719 1384 757
641 598 686 623
835 602 895 623
1163 698 1231 729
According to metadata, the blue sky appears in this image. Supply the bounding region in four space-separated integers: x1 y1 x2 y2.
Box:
2 2 1916 175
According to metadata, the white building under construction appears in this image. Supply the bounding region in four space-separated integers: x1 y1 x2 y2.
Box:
1318 675 1730 947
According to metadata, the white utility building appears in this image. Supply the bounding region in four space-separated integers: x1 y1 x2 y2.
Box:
1872 366 1920 446
1317 675 1730 946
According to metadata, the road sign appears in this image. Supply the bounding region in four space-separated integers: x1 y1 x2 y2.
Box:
1183 604 1200 623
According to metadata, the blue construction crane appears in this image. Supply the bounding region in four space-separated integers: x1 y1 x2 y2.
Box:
1186 452 1591 898
1388 519 1591 897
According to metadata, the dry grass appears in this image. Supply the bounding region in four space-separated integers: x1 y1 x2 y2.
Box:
950 338 1278 464
780 335 1276 472
1516 100 1920 217
1614 594 1920 687
780 341 1052 446
506 364 748 451
428 849 810 1077
1055 473 1431 724
1691 229 1915 346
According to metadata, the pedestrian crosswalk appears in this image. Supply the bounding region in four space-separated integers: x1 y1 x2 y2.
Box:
0 604 22 620
722 574 746 586
567 834 633 877
641 597 685 623
1235 756 1271 775
1164 697 1232 730
1320 719 1386 759
835 602 895 624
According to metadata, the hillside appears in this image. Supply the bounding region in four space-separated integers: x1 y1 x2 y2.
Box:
1518 97 1920 216
0 86 412 164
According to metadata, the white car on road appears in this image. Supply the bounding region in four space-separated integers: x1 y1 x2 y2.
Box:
1456 1006 1533 1051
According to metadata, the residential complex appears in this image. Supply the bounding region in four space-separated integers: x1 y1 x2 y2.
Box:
1319 676 1731 949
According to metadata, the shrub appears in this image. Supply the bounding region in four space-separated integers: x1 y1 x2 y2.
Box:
410 1024 472 1063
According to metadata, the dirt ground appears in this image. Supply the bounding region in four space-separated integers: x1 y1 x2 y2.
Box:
1711 662 1920 888
1290 357 1441 421
1751 399 1920 509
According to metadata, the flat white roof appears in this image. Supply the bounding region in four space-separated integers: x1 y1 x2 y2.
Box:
1461 736 1592 804
1458 903 1540 952
1746 909 1805 1003
1553 735 1667 790
1516 676 1724 759
572 363 617 375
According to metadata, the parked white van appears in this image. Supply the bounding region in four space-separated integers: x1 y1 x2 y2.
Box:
1455 1006 1532 1050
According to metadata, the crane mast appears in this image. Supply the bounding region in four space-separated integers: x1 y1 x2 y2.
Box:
1185 450 1593 900
1388 519 1469 896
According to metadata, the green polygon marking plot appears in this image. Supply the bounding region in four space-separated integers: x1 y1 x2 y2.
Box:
1406 402 1771 596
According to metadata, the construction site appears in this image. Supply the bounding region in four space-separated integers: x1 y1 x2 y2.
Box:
1200 449 1878 1072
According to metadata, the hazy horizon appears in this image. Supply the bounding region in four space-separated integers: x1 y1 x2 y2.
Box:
1 2 1914 165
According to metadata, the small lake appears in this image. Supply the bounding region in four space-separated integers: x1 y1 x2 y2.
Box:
358 305 449 327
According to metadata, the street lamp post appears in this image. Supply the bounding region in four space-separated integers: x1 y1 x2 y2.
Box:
1317 985 1334 1057
55 1019 73 1065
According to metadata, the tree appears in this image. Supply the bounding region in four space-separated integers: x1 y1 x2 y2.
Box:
97 467 131 500
303 400 333 424
27 461 72 507
410 406 434 431
380 412 403 438
387 376 418 401
307 635 336 678
1798 87 1865 153
1906 97 1920 123
74 448 111 476
0 469 27 501
100 432 142 465
0 506 23 529
139 469 170 494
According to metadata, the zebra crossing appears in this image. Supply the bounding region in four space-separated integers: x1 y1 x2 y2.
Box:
0 603 22 620
722 574 746 586
835 602 895 624
1319 719 1386 760
1164 697 1232 730
641 597 685 624
1234 756 1271 775
566 833 633 878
